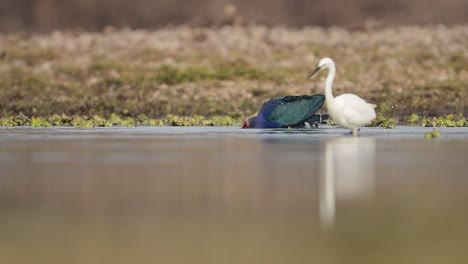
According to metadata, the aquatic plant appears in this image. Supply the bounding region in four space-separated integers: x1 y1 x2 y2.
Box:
160 114 239 126
1 112 467 129
425 129 442 139
420 114 467 127
0 116 20 127
406 114 420 125
31 117 52 128
121 117 137 127
71 116 95 128
368 113 397 129
92 115 113 127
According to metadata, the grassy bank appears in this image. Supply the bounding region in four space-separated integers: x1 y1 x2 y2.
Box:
0 25 467 127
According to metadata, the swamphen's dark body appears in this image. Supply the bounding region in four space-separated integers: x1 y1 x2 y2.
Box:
242 94 327 128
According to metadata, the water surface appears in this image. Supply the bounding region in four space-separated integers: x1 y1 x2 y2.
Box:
1 126 468 264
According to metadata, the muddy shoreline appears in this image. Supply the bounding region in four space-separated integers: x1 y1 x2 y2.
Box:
1 25 467 127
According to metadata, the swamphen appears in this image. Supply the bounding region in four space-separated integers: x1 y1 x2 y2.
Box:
242 94 326 128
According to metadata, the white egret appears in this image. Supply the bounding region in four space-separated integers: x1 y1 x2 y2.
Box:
308 58 376 136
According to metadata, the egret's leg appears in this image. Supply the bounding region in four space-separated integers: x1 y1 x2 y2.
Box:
352 128 358 137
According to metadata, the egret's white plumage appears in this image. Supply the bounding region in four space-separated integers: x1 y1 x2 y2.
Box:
308 58 376 136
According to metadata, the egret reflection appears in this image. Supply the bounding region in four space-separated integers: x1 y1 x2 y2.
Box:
320 137 376 228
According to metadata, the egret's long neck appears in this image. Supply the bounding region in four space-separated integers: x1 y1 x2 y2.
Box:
325 63 336 106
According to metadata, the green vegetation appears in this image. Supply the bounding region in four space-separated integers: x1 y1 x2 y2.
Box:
368 114 397 129
31 117 52 128
155 60 281 85
416 114 467 127
0 25 466 127
0 114 240 128
425 129 442 139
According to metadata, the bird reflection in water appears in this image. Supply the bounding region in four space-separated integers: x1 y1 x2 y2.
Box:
319 137 376 228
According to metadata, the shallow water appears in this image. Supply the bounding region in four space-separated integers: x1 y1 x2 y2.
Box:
1 126 468 264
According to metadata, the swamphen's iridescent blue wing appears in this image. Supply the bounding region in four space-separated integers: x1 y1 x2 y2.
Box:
265 95 325 126
244 94 325 128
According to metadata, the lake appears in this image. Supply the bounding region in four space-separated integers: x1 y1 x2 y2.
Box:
1 126 468 264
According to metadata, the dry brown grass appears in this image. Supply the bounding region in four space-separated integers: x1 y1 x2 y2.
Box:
0 25 467 124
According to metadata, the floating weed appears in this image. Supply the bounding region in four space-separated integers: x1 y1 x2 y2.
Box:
1 113 467 128
48 114 73 126
121 117 137 127
209 116 239 126
456 113 467 127
140 119 163 126
436 116 455 127
0 116 19 127
137 114 149 123
420 117 434 127
368 113 397 129
110 113 123 125
326 119 336 126
0 114 31 127
76 120 95 128
50 114 135 128
382 118 397 129
419 114 467 127
71 116 95 128
163 114 185 126
160 114 240 126
406 113 420 125
162 114 202 126
425 129 442 139
456 119 466 127
48 114 64 126
150 119 164 126
31 117 52 128
92 115 113 127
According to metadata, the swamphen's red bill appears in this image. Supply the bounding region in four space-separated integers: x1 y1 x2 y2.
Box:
242 116 258 128
242 94 325 129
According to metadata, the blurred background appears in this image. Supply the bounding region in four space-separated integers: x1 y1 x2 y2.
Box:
1 0 467 32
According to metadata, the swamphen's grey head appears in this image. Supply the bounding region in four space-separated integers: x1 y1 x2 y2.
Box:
242 116 257 129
